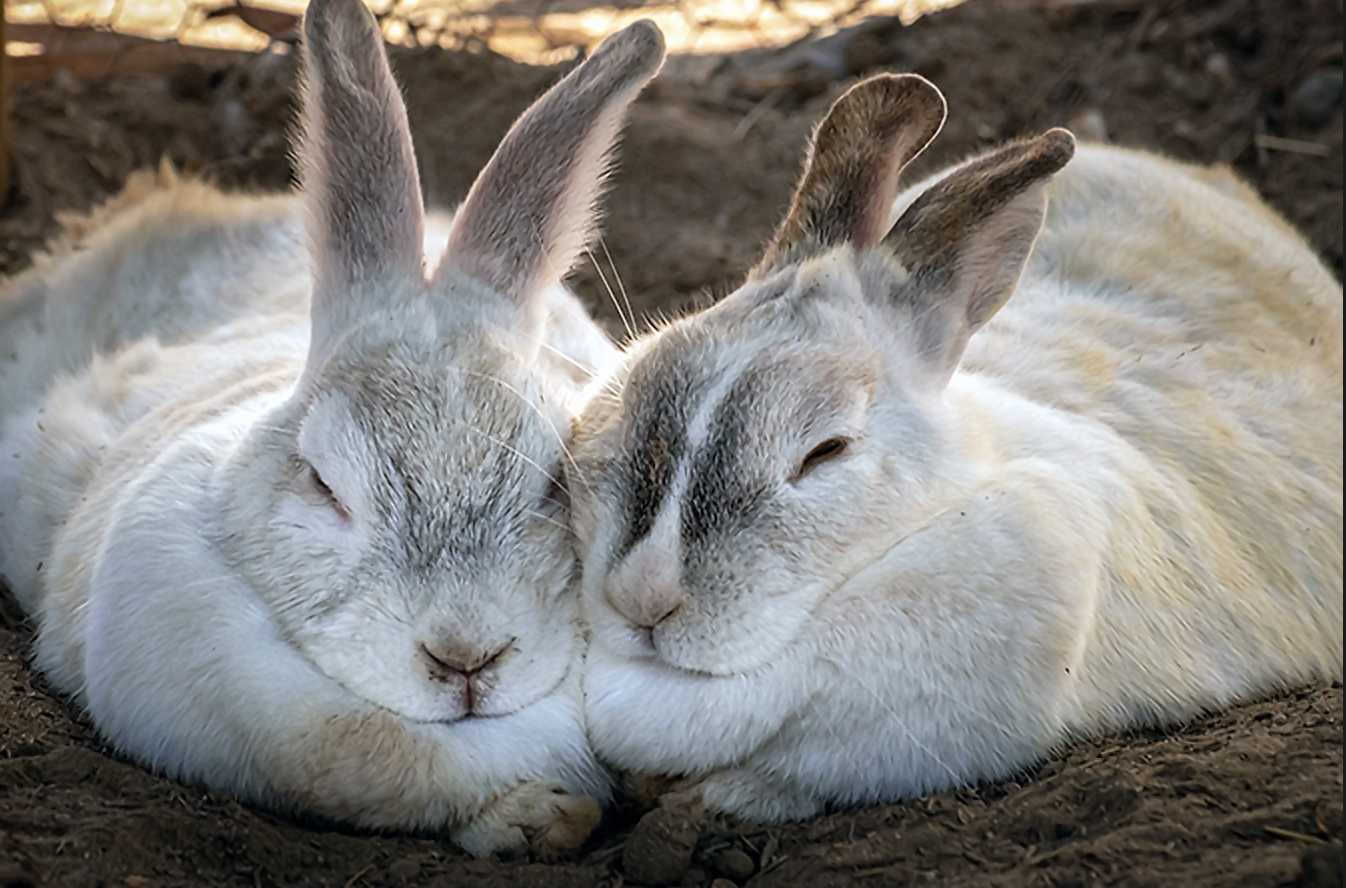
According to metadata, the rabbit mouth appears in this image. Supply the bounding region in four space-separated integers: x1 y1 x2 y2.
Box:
418 657 575 724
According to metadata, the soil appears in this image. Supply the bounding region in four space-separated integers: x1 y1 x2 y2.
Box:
0 0 1342 886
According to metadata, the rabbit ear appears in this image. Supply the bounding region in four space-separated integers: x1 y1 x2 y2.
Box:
433 20 665 331
752 74 946 276
299 0 425 355
884 128 1076 382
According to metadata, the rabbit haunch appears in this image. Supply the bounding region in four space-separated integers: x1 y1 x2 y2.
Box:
0 0 665 857
570 73 1343 822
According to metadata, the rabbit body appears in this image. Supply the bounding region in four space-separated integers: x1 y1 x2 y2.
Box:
573 78 1342 822
0 1 664 856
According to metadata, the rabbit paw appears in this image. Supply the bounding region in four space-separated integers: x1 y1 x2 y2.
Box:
636 768 823 824
622 771 690 809
455 781 602 859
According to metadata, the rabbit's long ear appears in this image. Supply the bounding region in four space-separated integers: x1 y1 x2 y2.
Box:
433 20 665 334
752 74 946 277
299 0 425 356
883 128 1075 383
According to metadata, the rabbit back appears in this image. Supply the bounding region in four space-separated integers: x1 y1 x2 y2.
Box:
931 142 1343 728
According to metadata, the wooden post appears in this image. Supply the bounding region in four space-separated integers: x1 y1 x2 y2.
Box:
0 0 9 201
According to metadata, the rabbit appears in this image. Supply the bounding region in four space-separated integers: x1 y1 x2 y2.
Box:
0 0 665 857
567 73 1344 822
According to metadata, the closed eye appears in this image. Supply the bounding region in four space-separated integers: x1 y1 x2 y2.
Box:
304 462 350 519
542 459 570 512
792 437 850 481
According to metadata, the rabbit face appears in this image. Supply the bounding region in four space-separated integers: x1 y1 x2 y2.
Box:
571 252 954 677
231 325 580 722
572 74 1074 681
215 1 665 722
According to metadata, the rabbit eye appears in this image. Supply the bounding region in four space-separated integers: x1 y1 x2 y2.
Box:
793 437 850 481
306 463 349 518
542 460 570 511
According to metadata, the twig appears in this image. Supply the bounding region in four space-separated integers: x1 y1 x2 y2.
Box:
731 89 784 142
342 864 374 888
1264 826 1328 845
1252 134 1331 157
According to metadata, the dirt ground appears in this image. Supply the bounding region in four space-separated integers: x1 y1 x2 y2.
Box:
0 0 1342 885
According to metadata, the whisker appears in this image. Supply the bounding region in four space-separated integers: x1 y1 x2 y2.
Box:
451 366 596 500
536 339 598 379
524 508 574 536
824 652 966 787
587 245 636 343
462 423 561 489
599 234 639 345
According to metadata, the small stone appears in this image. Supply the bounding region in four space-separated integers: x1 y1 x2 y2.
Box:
386 859 421 883
622 804 701 886
708 847 757 881
1205 53 1234 86
1289 70 1344 129
709 880 738 888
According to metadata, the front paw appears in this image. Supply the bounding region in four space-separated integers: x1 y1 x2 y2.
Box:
621 771 692 810
454 781 602 859
630 768 821 824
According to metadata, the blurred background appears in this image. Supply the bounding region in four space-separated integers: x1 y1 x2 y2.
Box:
4 0 966 66
0 0 1340 335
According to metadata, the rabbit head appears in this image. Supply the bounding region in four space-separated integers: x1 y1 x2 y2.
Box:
217 0 664 721
571 75 1074 677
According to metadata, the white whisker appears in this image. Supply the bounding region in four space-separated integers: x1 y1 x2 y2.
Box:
587 245 635 343
452 365 595 500
599 234 639 345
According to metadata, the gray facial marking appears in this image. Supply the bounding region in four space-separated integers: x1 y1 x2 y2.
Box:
613 341 712 561
338 342 545 577
682 368 775 548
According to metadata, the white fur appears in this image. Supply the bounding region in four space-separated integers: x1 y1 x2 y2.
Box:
573 135 1343 821
0 5 666 856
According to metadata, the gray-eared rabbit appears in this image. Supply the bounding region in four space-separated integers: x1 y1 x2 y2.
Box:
570 74 1343 821
0 0 666 856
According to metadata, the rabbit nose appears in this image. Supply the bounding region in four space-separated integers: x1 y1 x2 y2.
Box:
608 525 686 629
606 574 686 630
419 638 512 681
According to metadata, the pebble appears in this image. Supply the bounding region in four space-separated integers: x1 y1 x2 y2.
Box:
386 859 421 882
1289 70 1343 129
1204 52 1234 86
708 848 757 881
621 805 701 886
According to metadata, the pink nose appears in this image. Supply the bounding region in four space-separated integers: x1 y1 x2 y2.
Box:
419 638 511 681
605 574 685 630
608 532 685 630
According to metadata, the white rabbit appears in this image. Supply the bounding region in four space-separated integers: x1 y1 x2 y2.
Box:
569 74 1343 822
0 0 665 856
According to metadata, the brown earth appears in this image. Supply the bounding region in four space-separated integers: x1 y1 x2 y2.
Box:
0 0 1342 886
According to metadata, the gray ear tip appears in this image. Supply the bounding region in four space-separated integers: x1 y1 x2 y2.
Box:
836 72 948 123
301 0 378 52
595 19 668 76
622 19 667 54
1040 127 1078 166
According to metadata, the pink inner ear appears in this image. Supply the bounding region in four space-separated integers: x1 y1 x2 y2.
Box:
432 20 665 308
298 0 426 367
954 185 1050 329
